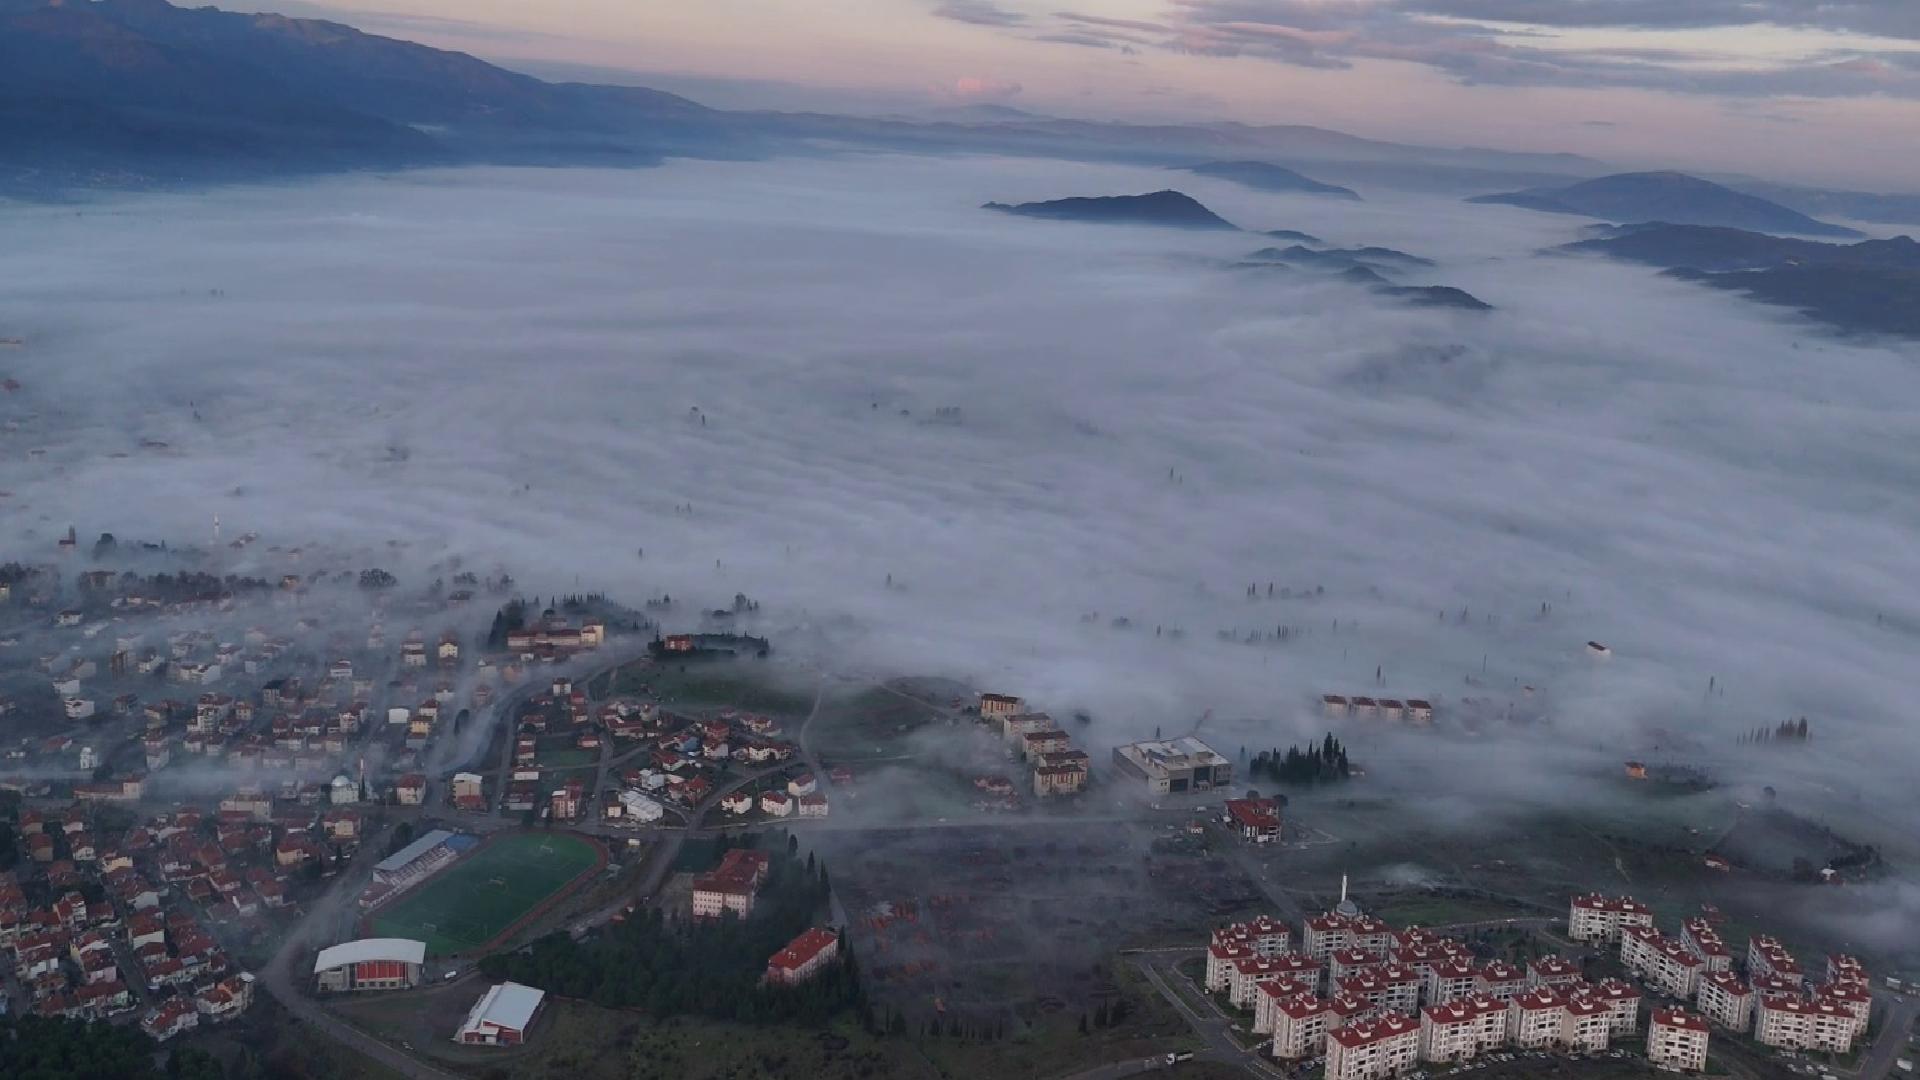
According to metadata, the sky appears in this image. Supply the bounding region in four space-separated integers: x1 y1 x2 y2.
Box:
243 0 1920 185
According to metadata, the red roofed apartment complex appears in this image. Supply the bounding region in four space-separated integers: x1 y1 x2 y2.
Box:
1326 1013 1419 1080
691 849 772 920
1696 970 1754 1031
1648 1008 1710 1071
1567 893 1653 944
766 927 840 986
1620 925 1705 999
1419 994 1508 1063
1266 989 1333 1059
1753 995 1865 1054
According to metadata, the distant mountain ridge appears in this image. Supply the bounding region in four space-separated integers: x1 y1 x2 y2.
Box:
0 0 716 188
1471 172 1860 238
1565 223 1920 337
983 190 1238 230
1177 161 1358 199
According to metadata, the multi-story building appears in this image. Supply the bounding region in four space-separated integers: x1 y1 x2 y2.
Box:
1032 763 1087 797
978 693 1023 720
1349 915 1394 956
1747 935 1802 984
1393 938 1467 980
1679 918 1732 972
1474 960 1527 1001
1813 981 1873 1025
1561 994 1613 1054
1224 797 1282 842
1648 1008 1710 1072
1212 915 1292 958
1302 912 1353 961
1268 992 1334 1060
1749 972 1804 1002
1418 994 1508 1063
1330 948 1385 984
690 849 771 920
1326 1013 1419 1080
1586 978 1642 1036
1232 956 1317 1009
1252 978 1315 1034
1621 926 1704 999
1507 987 1567 1049
1205 940 1256 993
1526 954 1583 990
765 927 840 986
1110 737 1232 794
1567 894 1653 944
1695 970 1755 1031
1337 965 1422 1019
1825 954 1868 989
1753 996 1862 1054
1424 958 1478 1005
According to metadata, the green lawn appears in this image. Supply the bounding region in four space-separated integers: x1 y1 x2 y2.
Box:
614 661 815 715
372 832 602 956
536 748 599 768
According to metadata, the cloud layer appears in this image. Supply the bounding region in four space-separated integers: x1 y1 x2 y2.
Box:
936 0 1920 100
2 155 1918 842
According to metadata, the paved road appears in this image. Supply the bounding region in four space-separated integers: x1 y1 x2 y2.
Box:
258 824 463 1080
1131 951 1289 1080
1860 993 1919 1080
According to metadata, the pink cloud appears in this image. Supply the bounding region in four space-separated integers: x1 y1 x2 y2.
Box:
939 75 1026 102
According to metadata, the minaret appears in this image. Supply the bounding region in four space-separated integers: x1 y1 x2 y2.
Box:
213 514 221 545
1336 873 1360 917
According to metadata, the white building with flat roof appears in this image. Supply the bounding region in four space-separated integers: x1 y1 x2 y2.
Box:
1110 737 1231 794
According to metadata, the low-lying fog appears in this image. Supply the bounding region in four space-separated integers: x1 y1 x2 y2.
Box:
3 153 1918 838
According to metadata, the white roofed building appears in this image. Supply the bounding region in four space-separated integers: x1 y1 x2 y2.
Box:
313 938 426 992
455 982 546 1046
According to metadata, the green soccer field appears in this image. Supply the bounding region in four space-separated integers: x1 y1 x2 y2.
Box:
370 832 602 956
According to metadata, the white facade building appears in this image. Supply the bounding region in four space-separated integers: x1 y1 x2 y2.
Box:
1695 970 1755 1031
1326 1013 1419 1080
1648 1008 1711 1072
1418 995 1508 1063
1567 893 1653 944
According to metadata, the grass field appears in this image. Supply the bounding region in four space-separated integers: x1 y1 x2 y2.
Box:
371 831 602 956
613 660 815 715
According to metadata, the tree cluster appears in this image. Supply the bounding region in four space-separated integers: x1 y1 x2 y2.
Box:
485 600 528 650
1247 733 1352 785
0 1016 223 1080
479 844 859 1026
1740 718 1811 745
